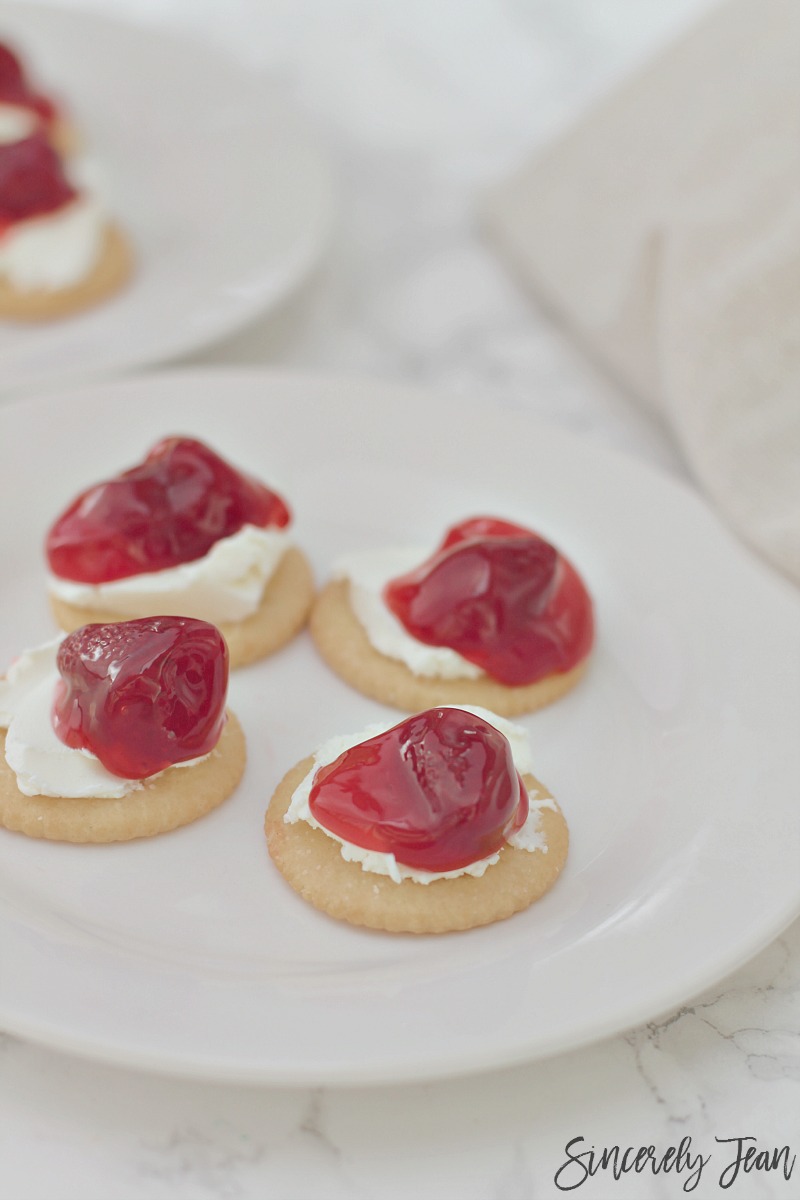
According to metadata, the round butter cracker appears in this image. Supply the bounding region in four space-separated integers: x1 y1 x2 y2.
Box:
311 578 589 717
0 710 245 843
0 223 133 322
49 116 82 159
265 757 569 934
50 546 316 670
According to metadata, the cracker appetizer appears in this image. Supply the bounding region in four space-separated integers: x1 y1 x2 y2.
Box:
312 516 593 716
0 616 245 842
266 705 568 933
46 437 314 669
0 132 131 319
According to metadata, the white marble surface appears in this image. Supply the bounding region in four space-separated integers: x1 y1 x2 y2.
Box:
2 1 799 1197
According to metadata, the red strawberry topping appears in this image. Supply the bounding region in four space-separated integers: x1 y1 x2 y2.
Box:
52 617 228 779
0 134 75 234
0 42 56 121
46 437 291 584
309 707 529 873
384 517 593 686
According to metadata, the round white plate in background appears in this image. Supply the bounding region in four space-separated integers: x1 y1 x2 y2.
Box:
0 5 335 395
0 371 798 1084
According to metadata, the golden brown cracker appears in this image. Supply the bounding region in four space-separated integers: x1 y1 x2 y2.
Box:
48 116 81 159
0 711 245 843
50 546 315 670
265 757 568 933
0 222 133 321
310 578 588 717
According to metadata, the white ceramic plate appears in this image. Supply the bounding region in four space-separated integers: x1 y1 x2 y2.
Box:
0 370 798 1085
0 5 334 395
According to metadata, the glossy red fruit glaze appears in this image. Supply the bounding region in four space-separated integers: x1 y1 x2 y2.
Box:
384 516 593 687
52 617 228 779
308 707 529 873
0 43 56 120
0 134 75 235
0 43 26 95
46 436 291 584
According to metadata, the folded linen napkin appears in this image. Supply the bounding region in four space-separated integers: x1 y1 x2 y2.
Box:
484 0 800 585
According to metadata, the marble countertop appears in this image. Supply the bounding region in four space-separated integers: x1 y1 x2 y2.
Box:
2 2 798 1197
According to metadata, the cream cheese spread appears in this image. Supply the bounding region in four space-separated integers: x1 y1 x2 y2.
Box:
48 524 291 625
0 156 107 291
335 546 483 680
0 102 38 144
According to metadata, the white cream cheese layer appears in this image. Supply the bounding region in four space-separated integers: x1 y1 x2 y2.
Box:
285 705 555 885
0 193 105 291
335 546 483 680
0 156 106 291
48 524 291 625
0 638 207 799
0 102 38 143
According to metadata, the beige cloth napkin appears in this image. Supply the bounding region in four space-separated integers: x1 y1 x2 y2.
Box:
484 0 800 585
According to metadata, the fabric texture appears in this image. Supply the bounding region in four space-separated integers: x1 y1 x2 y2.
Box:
484 0 800 584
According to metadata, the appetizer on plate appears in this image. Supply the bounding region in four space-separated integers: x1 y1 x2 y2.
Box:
46 436 315 668
0 616 245 842
0 132 131 320
265 704 568 933
312 516 594 716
